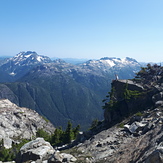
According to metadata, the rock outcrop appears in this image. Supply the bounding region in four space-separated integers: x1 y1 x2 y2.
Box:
16 138 77 163
104 79 155 126
16 138 55 163
0 99 55 144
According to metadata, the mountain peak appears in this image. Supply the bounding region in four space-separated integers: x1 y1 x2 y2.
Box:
83 57 140 69
12 51 51 63
125 57 138 63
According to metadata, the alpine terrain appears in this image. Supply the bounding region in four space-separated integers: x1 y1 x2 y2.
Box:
0 64 162 163
0 51 141 129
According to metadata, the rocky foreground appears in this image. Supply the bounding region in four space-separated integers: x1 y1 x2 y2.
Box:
66 65 163 162
70 107 163 163
0 99 55 148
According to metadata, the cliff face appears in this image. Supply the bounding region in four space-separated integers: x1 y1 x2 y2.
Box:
103 64 163 126
104 79 155 125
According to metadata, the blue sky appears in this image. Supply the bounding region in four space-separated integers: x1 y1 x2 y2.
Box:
0 0 163 62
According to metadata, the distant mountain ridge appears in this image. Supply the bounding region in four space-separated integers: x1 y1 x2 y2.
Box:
0 51 52 82
0 51 142 129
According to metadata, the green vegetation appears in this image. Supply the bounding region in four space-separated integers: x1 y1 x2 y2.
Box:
42 116 49 123
102 64 160 128
36 128 51 142
0 139 29 162
135 112 143 116
89 119 99 130
50 121 80 146
36 121 80 146
102 87 117 110
103 82 142 113
0 147 15 161
123 83 142 101
117 122 124 128
135 63 163 85
0 121 80 162
50 127 64 146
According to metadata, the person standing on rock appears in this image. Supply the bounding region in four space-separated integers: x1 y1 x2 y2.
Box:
115 74 119 80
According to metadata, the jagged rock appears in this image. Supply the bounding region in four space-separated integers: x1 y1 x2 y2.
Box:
142 122 153 134
16 138 77 163
145 146 163 163
48 151 77 163
0 99 55 144
129 115 142 124
124 122 146 134
155 100 163 107
60 153 77 162
104 79 153 125
74 131 85 143
3 137 12 149
152 92 163 103
48 151 63 163
72 106 163 163
16 138 55 163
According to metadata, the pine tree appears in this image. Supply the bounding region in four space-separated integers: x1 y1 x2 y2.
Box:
63 121 74 144
50 127 63 146
73 124 80 138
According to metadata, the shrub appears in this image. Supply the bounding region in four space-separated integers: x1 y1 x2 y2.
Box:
135 112 143 116
36 128 51 142
0 139 29 162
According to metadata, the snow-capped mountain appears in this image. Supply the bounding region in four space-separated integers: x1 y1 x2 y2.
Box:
0 51 141 83
10 51 51 66
0 51 52 82
78 57 141 79
82 57 139 69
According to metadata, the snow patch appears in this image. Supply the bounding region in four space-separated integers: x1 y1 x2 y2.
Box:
112 58 122 63
24 54 32 58
9 72 16 76
121 58 128 64
103 60 115 67
37 56 43 62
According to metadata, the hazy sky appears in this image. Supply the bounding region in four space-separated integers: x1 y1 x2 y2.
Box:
0 0 163 62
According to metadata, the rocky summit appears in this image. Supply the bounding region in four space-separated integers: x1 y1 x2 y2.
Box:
0 99 55 148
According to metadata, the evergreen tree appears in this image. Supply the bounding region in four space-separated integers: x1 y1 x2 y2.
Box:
73 124 80 138
50 127 63 146
36 128 50 142
63 121 74 144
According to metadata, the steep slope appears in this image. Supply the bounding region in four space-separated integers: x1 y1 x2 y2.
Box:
71 107 163 163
